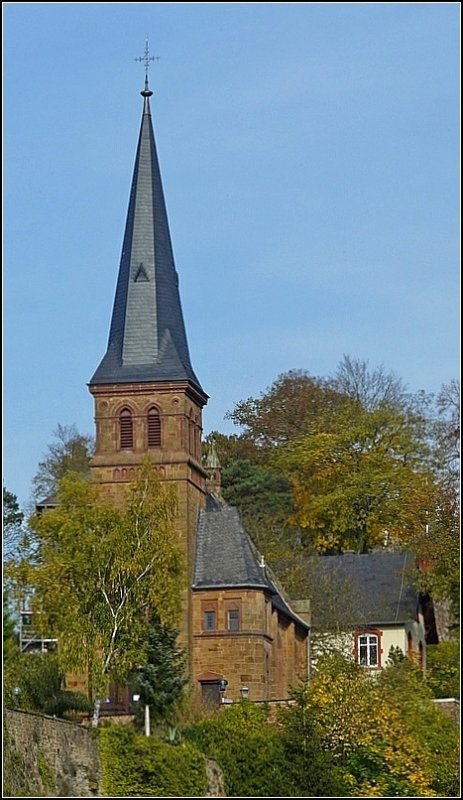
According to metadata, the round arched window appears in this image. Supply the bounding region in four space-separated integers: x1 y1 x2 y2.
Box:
147 408 161 447
119 408 133 450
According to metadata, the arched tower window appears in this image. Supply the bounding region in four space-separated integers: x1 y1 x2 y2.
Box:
119 407 133 450
147 407 161 448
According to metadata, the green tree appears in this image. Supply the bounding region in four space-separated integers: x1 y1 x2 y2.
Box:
8 462 184 727
99 725 207 798
3 592 18 663
4 651 90 718
425 641 460 699
185 701 294 797
221 458 293 520
31 423 94 501
278 697 349 796
220 458 309 596
3 487 24 562
378 656 460 796
131 614 187 730
202 431 257 469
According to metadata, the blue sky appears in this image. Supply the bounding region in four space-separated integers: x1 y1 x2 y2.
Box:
3 3 460 510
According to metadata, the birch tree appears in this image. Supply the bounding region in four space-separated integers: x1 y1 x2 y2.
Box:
8 463 184 726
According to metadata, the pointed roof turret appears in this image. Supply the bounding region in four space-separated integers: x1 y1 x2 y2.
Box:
90 62 206 398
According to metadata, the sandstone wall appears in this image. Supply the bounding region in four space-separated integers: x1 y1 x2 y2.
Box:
3 708 100 797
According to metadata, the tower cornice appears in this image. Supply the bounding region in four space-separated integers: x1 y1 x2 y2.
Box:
88 379 208 407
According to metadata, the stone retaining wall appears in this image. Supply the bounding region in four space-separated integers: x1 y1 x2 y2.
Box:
3 708 100 797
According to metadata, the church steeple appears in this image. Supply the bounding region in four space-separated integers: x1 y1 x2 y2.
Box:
90 68 205 398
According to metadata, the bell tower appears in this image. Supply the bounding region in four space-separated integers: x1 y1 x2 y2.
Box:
88 53 208 654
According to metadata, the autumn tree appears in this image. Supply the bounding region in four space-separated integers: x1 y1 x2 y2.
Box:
275 402 436 554
226 369 347 456
331 354 408 411
221 366 458 602
8 463 184 726
425 640 460 699
285 652 459 796
410 380 460 628
31 423 94 501
377 655 460 796
433 378 460 490
413 486 460 629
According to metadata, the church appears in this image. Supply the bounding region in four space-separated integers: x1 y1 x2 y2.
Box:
87 69 310 704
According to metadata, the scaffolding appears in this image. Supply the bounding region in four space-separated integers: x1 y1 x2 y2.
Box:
19 603 57 654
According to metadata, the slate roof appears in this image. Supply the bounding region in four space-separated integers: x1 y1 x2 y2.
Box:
310 551 419 629
90 89 205 397
194 498 309 630
35 494 59 511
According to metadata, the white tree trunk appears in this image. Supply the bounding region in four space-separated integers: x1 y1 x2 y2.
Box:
91 696 101 728
144 703 150 737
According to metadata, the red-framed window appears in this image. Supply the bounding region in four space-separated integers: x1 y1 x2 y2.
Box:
354 628 383 669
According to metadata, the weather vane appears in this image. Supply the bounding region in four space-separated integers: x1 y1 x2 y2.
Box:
135 36 159 91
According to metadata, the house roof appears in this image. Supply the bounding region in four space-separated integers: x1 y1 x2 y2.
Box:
193 497 309 631
310 551 419 629
90 86 205 398
35 493 59 511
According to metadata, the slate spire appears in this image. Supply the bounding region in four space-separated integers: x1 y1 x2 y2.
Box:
90 78 205 396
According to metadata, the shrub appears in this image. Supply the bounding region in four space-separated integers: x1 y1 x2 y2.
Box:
99 725 207 797
185 701 300 797
278 695 352 797
426 641 460 699
3 652 91 718
378 657 460 797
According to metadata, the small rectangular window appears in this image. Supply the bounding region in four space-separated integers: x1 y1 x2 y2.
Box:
204 611 216 631
227 608 240 632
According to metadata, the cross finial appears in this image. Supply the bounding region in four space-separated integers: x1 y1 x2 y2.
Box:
135 36 159 95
